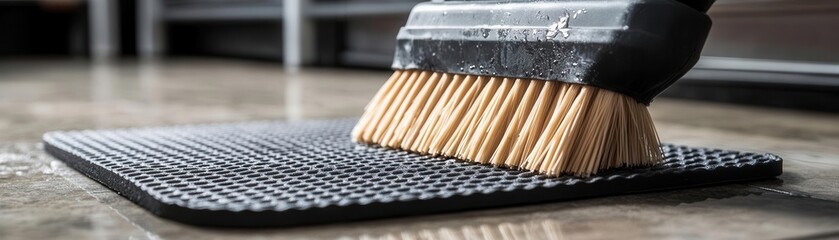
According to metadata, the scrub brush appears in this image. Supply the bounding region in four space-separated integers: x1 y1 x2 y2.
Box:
353 0 714 177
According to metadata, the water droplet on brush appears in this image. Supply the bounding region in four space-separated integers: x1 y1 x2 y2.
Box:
460 67 465 71
469 65 476 70
572 62 578 66
545 12 571 40
572 9 587 19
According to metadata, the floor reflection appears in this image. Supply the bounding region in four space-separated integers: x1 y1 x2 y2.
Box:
90 61 115 128
284 70 303 121
138 60 162 125
356 219 567 240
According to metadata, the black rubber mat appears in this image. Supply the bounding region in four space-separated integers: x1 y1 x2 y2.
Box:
43 119 782 227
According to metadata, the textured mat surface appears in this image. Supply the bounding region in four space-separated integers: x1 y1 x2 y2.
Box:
43 119 782 227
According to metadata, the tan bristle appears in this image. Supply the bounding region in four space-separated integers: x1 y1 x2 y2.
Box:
354 71 662 177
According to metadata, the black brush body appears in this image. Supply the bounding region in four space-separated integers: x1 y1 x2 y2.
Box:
392 0 715 104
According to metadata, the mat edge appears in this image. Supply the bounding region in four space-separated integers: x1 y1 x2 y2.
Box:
42 135 783 227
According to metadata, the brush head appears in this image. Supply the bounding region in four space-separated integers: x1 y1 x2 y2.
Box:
392 0 712 104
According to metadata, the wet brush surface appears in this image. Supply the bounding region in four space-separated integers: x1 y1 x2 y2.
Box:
44 118 780 227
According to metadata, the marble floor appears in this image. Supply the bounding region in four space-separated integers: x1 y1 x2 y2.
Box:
1 59 838 239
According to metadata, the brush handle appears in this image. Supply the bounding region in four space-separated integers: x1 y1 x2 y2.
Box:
674 0 716 12
437 0 717 13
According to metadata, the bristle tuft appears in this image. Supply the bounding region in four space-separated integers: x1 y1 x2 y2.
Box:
354 71 662 177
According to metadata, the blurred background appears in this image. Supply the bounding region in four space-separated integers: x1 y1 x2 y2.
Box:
0 0 838 141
